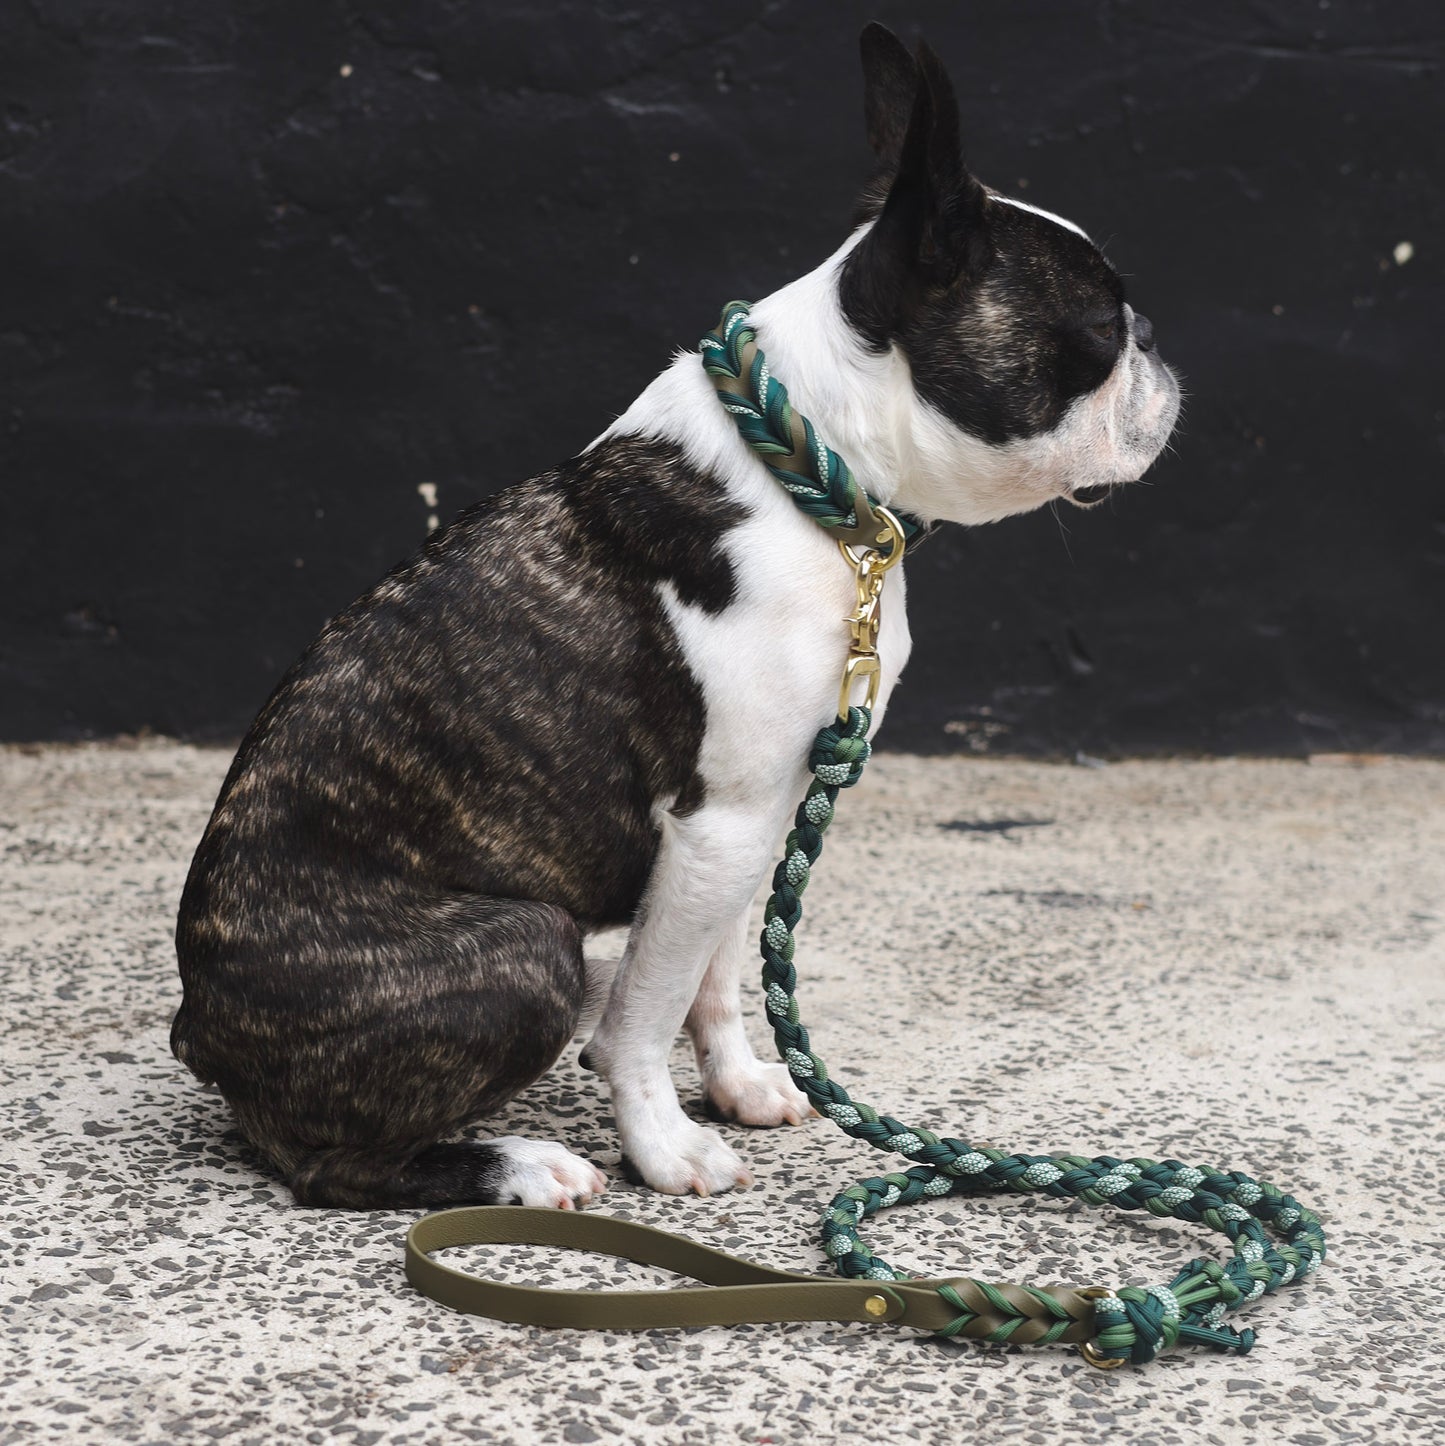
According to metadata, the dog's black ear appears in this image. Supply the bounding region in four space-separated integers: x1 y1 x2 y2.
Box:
844 36 992 347
910 42 991 277
859 23 918 167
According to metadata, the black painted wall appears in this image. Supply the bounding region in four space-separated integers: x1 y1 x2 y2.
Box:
3 1 1441 754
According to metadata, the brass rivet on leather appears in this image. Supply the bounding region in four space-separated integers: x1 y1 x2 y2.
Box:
864 1295 889 1318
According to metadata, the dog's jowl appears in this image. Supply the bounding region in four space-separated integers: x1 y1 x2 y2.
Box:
171 26 1180 1209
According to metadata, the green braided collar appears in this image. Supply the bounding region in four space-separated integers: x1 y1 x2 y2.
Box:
700 300 928 553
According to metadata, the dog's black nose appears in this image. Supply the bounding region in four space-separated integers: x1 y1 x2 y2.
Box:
1133 312 1155 353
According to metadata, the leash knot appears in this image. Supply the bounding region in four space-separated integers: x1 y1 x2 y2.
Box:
1091 1286 1182 1364
809 708 872 788
1091 1269 1263 1364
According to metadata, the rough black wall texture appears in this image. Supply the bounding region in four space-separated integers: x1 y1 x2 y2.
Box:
2 1 1441 754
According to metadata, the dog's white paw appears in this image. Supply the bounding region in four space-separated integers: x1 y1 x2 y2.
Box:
621 1114 754 1197
491 1137 607 1209
704 1060 812 1127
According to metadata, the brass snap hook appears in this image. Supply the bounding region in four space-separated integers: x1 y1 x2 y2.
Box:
835 505 905 716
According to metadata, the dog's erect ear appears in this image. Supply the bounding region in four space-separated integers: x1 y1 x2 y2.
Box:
860 23 919 166
844 34 992 346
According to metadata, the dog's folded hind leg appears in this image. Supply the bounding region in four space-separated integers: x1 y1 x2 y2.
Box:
289 1137 607 1210
578 949 623 1034
180 893 606 1211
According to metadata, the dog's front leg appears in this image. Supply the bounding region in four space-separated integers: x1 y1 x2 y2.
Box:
685 907 811 1127
584 803 783 1195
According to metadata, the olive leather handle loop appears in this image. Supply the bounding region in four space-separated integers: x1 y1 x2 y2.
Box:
407 1206 909 1330
406 1206 1098 1340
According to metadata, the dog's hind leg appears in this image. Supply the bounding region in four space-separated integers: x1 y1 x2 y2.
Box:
289 1137 607 1210
578 946 624 1033
178 894 606 1210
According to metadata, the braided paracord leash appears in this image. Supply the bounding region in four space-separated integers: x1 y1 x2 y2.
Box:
760 708 1325 1362
704 302 1327 1365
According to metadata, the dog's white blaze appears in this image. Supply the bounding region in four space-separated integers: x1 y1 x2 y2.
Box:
991 192 1092 242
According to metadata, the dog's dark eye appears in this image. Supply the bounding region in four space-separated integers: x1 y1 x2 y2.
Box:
1090 321 1117 341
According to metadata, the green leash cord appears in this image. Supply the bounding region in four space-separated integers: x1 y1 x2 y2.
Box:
405 303 1326 1366
751 705 1323 1364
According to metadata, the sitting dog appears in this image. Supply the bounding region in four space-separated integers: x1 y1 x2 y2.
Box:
171 25 1179 1209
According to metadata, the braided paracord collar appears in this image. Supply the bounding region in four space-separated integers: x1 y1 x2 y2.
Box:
700 300 929 553
706 301 1327 1364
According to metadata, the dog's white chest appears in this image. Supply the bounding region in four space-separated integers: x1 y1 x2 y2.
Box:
657 496 913 812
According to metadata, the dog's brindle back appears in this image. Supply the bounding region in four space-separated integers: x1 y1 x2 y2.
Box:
172 437 745 1206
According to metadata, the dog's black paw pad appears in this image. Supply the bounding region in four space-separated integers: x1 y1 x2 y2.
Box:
577 1046 596 1074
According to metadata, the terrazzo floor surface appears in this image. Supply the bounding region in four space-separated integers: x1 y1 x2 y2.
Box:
3 741 1443 1445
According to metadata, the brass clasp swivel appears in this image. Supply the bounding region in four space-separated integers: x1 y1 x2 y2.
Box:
836 505 905 717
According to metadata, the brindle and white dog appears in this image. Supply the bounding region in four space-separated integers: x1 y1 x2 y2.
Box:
172 26 1179 1209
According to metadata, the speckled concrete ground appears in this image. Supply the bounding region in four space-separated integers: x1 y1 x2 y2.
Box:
3 741 1443 1445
